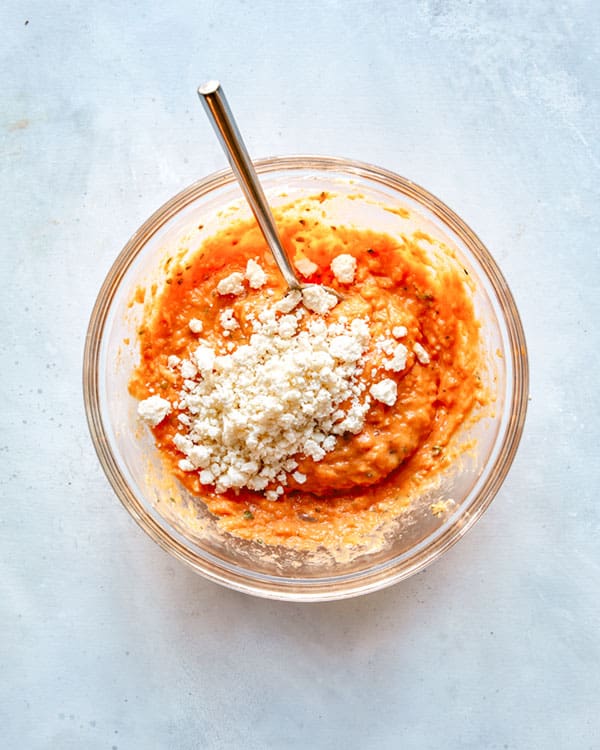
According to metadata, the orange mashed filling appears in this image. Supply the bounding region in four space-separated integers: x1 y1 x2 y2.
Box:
129 199 486 550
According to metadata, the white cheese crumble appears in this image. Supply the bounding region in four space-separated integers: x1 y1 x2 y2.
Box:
219 308 239 331
169 304 373 495
138 395 171 427
217 272 245 296
383 343 408 372
331 253 357 284
302 285 338 314
189 318 203 334
295 257 318 278
392 326 407 339
413 342 431 365
180 359 197 379
370 379 398 406
193 345 216 374
277 314 298 338
245 259 267 289
350 318 370 345
329 334 363 363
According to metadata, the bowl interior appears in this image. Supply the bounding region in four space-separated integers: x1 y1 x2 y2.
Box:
84 156 527 600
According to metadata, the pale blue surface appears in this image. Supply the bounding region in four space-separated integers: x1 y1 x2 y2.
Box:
2 1 599 748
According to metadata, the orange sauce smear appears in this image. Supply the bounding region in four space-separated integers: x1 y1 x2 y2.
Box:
129 201 487 551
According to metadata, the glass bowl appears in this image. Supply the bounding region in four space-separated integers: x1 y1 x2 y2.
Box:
83 156 528 601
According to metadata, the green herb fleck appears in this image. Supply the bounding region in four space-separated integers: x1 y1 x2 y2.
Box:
432 445 443 456
243 510 254 520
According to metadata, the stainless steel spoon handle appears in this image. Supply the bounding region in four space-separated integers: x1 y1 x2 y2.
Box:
197 80 301 291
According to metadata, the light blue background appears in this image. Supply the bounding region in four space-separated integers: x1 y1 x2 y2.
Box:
2 1 599 748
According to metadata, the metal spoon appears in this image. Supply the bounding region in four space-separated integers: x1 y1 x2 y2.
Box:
197 80 340 301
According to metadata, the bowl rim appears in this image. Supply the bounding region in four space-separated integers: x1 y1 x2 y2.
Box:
83 154 529 601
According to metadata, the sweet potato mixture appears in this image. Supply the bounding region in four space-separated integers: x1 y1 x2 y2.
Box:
130 195 486 550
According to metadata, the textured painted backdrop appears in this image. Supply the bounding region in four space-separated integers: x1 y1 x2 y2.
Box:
2 1 599 748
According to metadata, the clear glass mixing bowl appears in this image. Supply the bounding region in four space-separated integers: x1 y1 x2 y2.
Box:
83 156 528 601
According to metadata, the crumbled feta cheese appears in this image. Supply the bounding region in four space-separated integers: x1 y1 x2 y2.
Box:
332 399 371 435
138 395 171 426
278 314 298 338
173 433 193 454
219 308 239 331
169 300 375 495
303 438 326 461
377 338 395 356
322 435 336 452
217 272 245 296
167 355 181 369
329 335 363 363
188 444 211 468
331 253 357 284
292 471 307 484
302 285 338 314
370 379 398 406
180 359 198 379
245 259 267 289
295 257 318 278
392 326 407 339
413 342 430 365
350 318 370 346
381 343 408 372
188 318 203 334
193 345 216 373
199 469 215 485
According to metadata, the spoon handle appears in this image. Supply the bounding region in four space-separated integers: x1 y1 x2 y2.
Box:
198 80 301 291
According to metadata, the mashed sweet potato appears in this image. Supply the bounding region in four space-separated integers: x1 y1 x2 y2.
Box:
129 194 486 550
